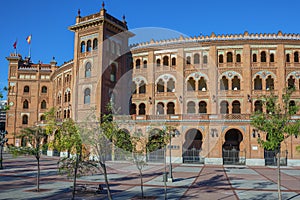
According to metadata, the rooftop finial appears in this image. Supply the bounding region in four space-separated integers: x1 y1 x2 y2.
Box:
102 1 105 9
77 9 81 17
122 15 126 23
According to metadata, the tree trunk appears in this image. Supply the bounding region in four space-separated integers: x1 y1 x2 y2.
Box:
277 151 282 200
37 156 40 192
139 169 144 198
72 154 79 200
0 146 3 169
100 162 112 200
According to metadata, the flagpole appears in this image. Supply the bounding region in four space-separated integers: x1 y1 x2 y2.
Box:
29 44 31 58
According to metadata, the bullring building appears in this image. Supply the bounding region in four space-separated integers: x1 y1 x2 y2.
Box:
5 5 300 166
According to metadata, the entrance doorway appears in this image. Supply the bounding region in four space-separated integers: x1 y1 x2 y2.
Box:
222 129 245 165
182 129 203 163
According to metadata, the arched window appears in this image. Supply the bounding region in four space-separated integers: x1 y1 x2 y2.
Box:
220 76 228 90
270 53 275 62
57 94 61 104
171 57 176 66
199 101 207 113
64 92 68 102
288 76 295 89
219 54 224 63
110 64 117 82
85 62 91 78
139 80 146 94
227 52 233 62
289 100 296 115
253 53 257 62
67 91 71 102
41 86 47 93
295 52 299 63
254 100 263 112
254 75 262 90
143 60 147 68
130 103 136 115
236 54 241 63
163 56 169 66
232 76 240 90
24 86 29 93
135 59 141 69
187 101 195 113
67 109 70 118
167 102 175 114
220 101 229 114
132 82 137 94
187 77 196 91
167 78 175 92
286 54 290 62
84 88 91 104
93 38 98 50
266 76 274 90
139 103 146 115
64 110 67 118
86 40 92 52
156 59 161 67
203 55 208 64
186 56 191 65
194 53 200 64
22 115 28 124
111 41 115 54
157 79 165 92
232 100 241 114
157 102 164 115
261 51 266 62
80 41 85 53
40 115 46 121
23 100 29 109
41 100 47 109
198 77 207 91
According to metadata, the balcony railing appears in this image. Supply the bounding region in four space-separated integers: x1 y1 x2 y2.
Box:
114 114 252 121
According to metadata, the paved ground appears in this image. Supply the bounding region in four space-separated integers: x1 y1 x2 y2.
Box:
0 152 300 200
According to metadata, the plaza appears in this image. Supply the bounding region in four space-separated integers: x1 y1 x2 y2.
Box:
0 152 300 199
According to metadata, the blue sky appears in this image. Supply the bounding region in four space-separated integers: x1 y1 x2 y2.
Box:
1 0 300 96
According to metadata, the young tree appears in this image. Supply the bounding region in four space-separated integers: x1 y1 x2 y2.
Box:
44 108 88 199
251 88 300 200
9 126 48 192
79 109 114 200
130 127 170 199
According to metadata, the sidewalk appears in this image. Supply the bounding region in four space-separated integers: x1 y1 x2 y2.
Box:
0 152 299 199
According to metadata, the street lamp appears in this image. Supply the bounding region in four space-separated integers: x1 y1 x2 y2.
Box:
168 129 178 182
0 130 8 169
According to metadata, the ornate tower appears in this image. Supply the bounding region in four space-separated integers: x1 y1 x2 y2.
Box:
69 4 132 122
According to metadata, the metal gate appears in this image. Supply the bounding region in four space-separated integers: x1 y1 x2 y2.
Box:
264 150 287 166
222 149 246 165
114 148 132 161
183 148 204 164
147 148 165 163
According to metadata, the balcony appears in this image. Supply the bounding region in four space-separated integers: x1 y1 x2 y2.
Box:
114 114 251 122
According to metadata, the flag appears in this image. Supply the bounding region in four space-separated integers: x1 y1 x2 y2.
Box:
13 40 17 49
26 34 32 44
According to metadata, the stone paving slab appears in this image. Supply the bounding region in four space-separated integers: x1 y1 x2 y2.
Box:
230 179 288 190
173 166 202 173
236 190 300 200
281 169 300 176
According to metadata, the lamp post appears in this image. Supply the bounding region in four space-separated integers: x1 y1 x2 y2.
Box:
0 130 8 169
168 129 175 182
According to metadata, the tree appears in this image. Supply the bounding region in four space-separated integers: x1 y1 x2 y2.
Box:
79 109 114 200
9 126 48 192
130 127 170 199
44 108 87 199
251 88 300 200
